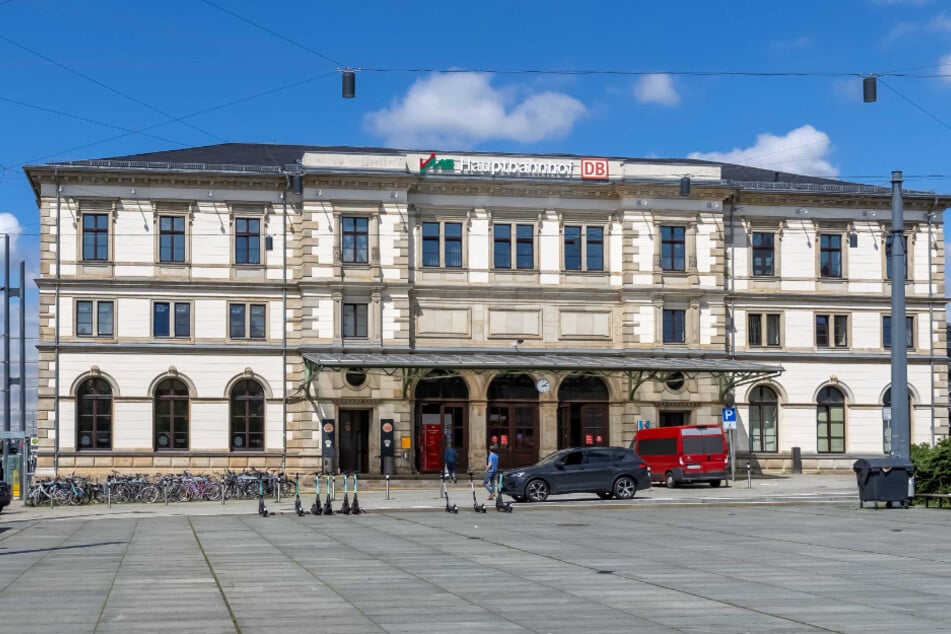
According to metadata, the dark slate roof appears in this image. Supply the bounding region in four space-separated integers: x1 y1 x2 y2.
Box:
41 142 877 190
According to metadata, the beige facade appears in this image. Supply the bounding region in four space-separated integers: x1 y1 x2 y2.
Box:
25 146 949 477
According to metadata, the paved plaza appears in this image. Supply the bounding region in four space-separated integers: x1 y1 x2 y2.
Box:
0 476 949 633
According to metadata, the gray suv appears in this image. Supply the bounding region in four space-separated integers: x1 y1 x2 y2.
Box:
500 446 651 503
0 481 11 513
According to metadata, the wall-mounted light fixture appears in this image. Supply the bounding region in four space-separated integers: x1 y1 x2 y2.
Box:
795 208 809 216
863 210 877 218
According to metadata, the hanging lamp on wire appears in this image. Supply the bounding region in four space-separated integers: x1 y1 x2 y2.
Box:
863 75 877 103
342 69 356 98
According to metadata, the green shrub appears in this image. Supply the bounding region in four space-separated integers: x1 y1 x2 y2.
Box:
911 439 951 494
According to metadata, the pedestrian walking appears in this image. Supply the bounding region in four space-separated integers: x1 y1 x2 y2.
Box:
484 444 499 499
444 445 457 483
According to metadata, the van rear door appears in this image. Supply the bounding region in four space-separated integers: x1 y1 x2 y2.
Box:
680 427 727 478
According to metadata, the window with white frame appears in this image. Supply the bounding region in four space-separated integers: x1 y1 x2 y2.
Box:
564 225 604 271
229 303 266 340
153 302 191 338
748 313 781 347
819 234 842 278
234 218 261 264
76 300 114 337
82 213 110 261
660 226 686 271
422 221 463 268
751 232 775 276
816 313 848 348
158 215 187 263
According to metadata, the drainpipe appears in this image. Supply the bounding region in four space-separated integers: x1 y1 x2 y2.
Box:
728 193 737 359
54 173 61 478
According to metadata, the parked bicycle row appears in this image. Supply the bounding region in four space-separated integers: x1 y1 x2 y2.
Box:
25 469 298 506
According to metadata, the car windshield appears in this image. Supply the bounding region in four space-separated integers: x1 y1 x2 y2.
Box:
536 450 568 466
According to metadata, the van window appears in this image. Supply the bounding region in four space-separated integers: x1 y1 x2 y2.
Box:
683 435 724 454
637 437 677 456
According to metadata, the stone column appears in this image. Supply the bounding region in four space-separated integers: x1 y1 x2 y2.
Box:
469 400 487 470
539 400 559 456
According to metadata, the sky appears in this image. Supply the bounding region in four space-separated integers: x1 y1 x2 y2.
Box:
2 0 951 427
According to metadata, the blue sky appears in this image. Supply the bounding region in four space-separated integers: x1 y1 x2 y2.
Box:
1 0 951 420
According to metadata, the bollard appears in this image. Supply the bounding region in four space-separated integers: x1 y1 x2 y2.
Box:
385 473 390 500
331 474 336 501
106 481 111 509
164 482 169 506
746 461 752 489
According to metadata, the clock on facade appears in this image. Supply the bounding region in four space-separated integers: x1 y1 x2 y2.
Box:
535 377 551 393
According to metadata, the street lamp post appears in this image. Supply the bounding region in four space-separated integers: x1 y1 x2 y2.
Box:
889 171 910 461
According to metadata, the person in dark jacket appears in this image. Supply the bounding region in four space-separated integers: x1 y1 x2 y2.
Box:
444 445 457 483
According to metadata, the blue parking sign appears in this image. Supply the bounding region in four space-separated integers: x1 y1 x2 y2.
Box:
722 407 737 423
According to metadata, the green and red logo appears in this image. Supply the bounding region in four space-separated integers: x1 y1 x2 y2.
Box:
419 153 455 173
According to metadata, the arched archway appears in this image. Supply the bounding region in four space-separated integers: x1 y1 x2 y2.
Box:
230 379 265 451
76 377 113 450
155 378 190 451
487 374 538 469
415 370 469 473
748 385 778 453
817 385 845 454
557 375 609 449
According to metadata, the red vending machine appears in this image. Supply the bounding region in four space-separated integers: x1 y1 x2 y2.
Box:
420 424 443 472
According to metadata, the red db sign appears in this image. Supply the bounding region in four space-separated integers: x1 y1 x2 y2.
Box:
581 158 609 180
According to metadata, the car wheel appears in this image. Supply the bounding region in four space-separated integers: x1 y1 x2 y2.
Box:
709 480 722 488
613 476 637 500
511 495 526 503
596 492 614 500
0 504 5 514
665 472 677 489
525 479 549 502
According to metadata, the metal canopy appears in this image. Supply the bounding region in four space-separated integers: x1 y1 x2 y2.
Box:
303 351 780 373
301 351 783 401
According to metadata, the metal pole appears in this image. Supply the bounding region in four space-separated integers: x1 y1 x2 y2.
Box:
2 233 9 482
385 473 390 500
889 171 910 461
730 428 736 482
54 179 62 478
18 260 27 501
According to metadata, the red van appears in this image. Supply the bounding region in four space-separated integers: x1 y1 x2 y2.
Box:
630 425 728 488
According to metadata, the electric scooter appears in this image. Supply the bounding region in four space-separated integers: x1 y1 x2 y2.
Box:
495 472 513 513
311 472 323 515
322 474 334 515
443 474 458 514
294 473 305 516
257 475 269 517
339 473 352 515
469 472 487 513
350 473 362 515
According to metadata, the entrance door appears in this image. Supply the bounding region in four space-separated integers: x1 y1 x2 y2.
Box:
488 404 538 469
339 410 370 473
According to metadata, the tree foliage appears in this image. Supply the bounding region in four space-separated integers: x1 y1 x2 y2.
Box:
910 439 951 494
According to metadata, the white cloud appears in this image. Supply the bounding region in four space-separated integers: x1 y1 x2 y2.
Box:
886 10 951 41
688 125 838 177
0 212 24 256
632 74 680 106
364 73 586 148
940 53 951 83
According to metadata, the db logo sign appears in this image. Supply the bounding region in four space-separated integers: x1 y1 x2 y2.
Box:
581 158 609 180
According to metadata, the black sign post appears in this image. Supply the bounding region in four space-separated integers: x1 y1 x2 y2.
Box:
380 418 395 476
321 418 336 474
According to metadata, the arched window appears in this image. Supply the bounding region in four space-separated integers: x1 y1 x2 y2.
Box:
882 387 912 455
231 379 265 451
557 375 609 449
77 378 112 450
817 386 845 453
154 378 189 450
749 386 778 453
415 370 469 473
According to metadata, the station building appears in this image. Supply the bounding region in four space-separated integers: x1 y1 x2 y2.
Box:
24 144 949 477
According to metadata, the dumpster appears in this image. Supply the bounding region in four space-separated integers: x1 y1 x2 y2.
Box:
853 458 914 508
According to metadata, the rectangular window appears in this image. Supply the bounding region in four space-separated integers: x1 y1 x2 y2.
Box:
342 217 369 263
230 303 266 340
885 235 908 281
159 216 186 263
76 300 113 337
564 226 582 270
661 226 686 271
153 302 191 338
493 224 511 269
586 227 604 271
816 314 848 348
819 234 842 278
343 303 368 338
235 218 261 264
422 222 463 268
516 224 533 269
663 309 686 344
883 315 914 349
748 313 781 347
751 232 774 276
82 213 109 261
660 411 687 427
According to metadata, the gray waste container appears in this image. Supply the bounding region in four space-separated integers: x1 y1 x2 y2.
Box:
853 457 914 508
